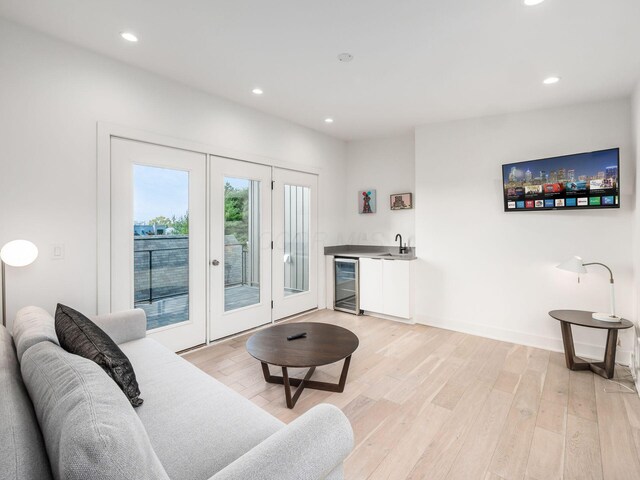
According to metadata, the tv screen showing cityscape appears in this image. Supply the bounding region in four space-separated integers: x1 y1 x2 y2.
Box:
502 148 620 212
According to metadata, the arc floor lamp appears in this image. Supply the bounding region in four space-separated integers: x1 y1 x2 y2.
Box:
1 240 38 327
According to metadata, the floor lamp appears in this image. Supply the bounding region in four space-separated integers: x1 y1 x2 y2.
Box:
1 240 38 327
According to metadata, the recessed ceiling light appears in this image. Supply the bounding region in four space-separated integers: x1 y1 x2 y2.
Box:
543 76 561 85
252 88 263 95
324 118 334 124
120 32 138 42
524 0 545 6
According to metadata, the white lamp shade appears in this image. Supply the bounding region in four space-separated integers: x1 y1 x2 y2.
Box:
0 240 39 267
556 256 587 275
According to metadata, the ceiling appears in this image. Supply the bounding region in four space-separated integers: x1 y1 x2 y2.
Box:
1 0 639 140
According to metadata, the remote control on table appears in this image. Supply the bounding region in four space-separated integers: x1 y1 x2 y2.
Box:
287 332 307 341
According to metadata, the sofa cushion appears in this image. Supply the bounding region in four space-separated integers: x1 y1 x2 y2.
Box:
120 338 284 480
12 306 59 362
91 309 147 345
20 341 169 480
55 303 143 407
0 326 53 480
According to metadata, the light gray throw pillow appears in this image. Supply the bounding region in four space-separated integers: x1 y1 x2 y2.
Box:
20 342 169 480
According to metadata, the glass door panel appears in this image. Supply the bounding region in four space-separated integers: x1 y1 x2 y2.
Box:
224 177 261 311
335 259 358 313
284 185 310 297
133 165 190 330
210 158 272 340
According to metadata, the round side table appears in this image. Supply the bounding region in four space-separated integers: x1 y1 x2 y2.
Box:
548 310 633 379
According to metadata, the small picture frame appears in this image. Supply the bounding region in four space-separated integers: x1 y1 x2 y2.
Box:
390 193 413 210
359 189 377 214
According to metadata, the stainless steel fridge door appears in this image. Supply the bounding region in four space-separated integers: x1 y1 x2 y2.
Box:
334 258 360 314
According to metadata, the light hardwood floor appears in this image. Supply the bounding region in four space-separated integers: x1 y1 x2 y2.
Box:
183 309 640 480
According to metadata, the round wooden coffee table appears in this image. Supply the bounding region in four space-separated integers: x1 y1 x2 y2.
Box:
246 322 359 408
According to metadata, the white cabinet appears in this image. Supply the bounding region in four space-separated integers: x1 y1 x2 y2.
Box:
359 257 414 320
359 258 384 313
383 260 412 319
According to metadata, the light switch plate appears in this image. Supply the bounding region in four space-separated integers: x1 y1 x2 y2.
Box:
52 244 65 260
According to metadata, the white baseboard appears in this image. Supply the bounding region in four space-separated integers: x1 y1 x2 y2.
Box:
362 311 414 325
415 314 632 367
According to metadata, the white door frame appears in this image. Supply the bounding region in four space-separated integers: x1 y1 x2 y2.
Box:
110 138 207 351
97 123 322 347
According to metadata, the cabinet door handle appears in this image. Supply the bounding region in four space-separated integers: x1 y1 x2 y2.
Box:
211 259 220 266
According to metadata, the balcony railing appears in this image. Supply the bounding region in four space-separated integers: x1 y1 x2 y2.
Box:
134 247 189 304
133 237 249 307
224 242 248 287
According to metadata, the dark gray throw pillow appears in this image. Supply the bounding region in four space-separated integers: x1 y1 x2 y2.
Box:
54 304 143 407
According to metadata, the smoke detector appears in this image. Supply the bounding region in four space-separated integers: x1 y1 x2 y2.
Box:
337 53 353 63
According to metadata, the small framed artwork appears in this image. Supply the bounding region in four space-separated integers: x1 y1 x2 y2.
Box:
359 190 376 214
390 193 413 210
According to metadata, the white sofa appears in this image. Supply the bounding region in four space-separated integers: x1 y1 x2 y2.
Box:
1 306 354 480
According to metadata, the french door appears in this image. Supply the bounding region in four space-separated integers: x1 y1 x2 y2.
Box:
209 157 272 340
110 138 207 352
272 168 318 320
109 137 318 349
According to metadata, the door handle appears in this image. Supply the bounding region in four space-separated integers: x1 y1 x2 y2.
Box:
211 259 220 266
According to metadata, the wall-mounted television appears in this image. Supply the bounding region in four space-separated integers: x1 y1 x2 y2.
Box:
502 148 620 212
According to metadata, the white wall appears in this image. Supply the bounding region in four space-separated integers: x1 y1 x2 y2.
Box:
0 19 346 329
634 84 640 324
415 98 636 362
340 134 415 246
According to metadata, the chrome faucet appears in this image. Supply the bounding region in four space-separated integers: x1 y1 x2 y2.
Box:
395 234 408 254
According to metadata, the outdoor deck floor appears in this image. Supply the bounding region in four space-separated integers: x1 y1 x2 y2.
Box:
136 285 261 329
224 285 260 311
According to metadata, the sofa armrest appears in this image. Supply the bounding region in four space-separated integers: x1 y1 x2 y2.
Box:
92 309 147 345
209 404 353 480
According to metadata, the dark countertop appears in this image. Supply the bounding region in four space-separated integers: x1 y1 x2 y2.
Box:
324 245 416 261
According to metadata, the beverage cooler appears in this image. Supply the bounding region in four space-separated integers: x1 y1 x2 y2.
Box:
334 257 361 315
